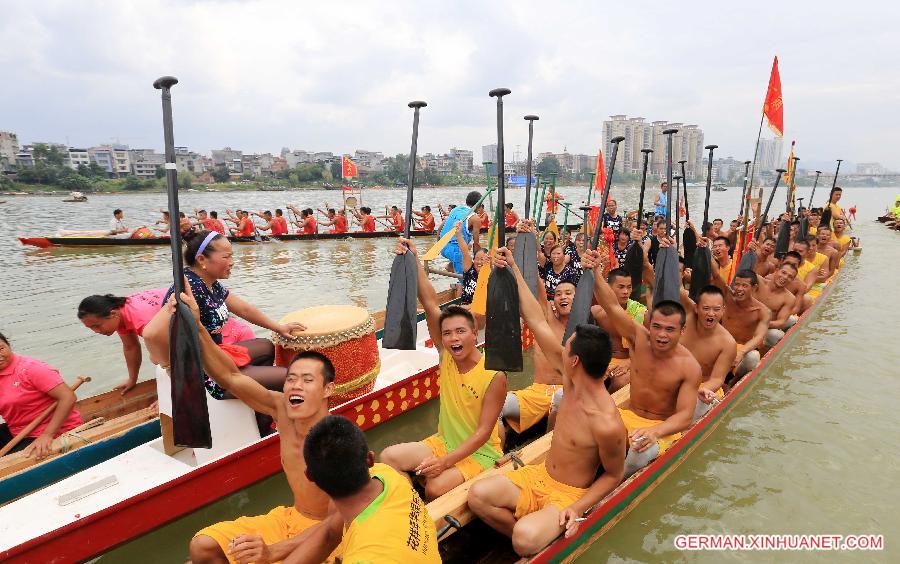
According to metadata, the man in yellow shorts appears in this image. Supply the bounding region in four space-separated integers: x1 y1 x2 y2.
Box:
160 291 339 564
591 239 701 477
468 245 625 557
500 278 574 439
380 238 506 500
285 415 440 563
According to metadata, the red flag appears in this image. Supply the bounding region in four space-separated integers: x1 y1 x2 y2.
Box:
593 149 606 192
341 185 353 190
763 56 784 137
341 155 358 178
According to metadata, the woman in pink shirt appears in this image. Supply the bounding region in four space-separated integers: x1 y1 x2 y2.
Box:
0 333 83 459
78 289 254 394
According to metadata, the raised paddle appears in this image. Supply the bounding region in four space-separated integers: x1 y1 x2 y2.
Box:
563 135 626 344
690 144 717 302
808 170 822 209
512 114 540 297
735 169 786 276
383 101 426 350
679 160 697 268
154 76 211 448
738 160 752 219
653 128 681 306
0 376 90 457
673 174 682 250
484 87 522 372
625 147 652 301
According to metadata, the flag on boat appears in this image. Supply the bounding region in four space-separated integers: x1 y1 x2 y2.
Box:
763 56 784 137
594 148 607 193
342 185 354 190
342 155 358 178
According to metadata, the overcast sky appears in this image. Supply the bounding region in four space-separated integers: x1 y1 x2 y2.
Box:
3 0 898 169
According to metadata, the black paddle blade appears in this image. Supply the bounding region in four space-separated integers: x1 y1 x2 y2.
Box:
484 268 522 372
169 302 211 448
775 220 791 257
652 246 680 307
689 247 712 302
382 252 418 350
624 243 643 301
512 231 539 297
797 217 809 242
563 270 595 345
683 228 697 269
819 206 833 231
735 249 757 279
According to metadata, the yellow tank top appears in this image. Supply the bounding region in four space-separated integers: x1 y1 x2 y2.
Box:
718 260 733 284
437 349 502 470
341 463 440 563
797 260 815 284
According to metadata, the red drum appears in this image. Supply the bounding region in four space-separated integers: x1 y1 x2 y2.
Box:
272 306 379 407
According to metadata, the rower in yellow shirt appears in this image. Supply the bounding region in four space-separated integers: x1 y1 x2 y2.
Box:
380 238 506 500
285 415 440 563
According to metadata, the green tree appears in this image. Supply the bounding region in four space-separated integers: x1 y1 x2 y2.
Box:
535 156 561 177
178 170 194 190
154 166 165 179
124 176 145 191
330 161 342 180
58 169 93 192
32 144 67 166
212 165 230 183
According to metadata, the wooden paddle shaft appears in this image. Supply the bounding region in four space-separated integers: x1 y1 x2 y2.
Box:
637 149 652 228
702 145 718 228
0 376 90 457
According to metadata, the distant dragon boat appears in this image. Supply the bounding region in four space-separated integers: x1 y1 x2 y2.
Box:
18 224 583 248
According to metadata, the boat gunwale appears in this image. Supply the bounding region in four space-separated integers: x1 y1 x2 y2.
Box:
527 268 844 563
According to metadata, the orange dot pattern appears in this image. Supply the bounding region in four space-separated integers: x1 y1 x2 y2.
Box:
335 365 441 431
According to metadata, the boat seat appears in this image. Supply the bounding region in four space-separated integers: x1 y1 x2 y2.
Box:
154 366 261 465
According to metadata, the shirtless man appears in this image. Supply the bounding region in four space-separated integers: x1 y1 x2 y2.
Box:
590 268 648 393
170 292 338 564
467 246 625 557
678 248 737 422
711 265 771 379
590 241 701 477
747 239 800 346
380 238 506 500
753 237 777 277
499 277 572 442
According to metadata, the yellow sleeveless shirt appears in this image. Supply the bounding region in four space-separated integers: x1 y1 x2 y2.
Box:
436 349 502 471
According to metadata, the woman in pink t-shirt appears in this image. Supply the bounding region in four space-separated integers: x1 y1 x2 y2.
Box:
78 289 254 393
0 333 83 458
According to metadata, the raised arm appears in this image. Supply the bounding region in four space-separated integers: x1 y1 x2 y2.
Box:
583 249 640 343
493 246 564 370
455 227 473 273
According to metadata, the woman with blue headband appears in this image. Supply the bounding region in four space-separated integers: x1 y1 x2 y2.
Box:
146 230 305 398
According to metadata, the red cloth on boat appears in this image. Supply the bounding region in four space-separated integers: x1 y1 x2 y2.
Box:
219 344 251 368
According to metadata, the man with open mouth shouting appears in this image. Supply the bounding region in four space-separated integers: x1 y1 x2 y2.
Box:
165 290 341 564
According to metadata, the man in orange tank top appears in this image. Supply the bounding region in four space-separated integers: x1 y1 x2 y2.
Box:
505 203 518 228
317 208 348 234
413 206 435 231
271 209 288 235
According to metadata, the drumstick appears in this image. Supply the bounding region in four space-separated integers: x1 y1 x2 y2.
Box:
0 376 90 457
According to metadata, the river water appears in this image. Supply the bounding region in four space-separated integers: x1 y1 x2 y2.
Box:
3 184 898 562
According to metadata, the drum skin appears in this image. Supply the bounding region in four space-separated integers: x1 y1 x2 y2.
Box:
272 305 379 407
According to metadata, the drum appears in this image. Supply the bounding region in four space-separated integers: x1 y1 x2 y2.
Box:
272 305 379 407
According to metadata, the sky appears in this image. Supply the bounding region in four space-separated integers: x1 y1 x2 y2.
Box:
3 0 899 170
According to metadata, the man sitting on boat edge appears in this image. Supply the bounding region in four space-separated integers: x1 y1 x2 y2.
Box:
159 290 340 564
589 243 701 478
467 246 625 557
380 237 507 501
